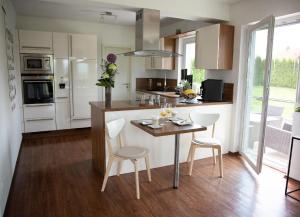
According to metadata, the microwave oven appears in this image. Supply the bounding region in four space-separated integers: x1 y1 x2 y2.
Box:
21 54 53 75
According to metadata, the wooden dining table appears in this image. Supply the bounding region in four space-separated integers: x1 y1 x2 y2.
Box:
131 120 207 188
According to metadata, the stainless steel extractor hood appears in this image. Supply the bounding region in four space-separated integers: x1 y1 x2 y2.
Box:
119 9 182 57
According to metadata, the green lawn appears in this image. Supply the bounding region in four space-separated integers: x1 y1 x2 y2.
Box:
251 86 296 119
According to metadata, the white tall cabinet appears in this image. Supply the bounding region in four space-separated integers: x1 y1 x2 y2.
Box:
19 30 53 54
69 34 98 128
53 32 71 130
19 30 98 132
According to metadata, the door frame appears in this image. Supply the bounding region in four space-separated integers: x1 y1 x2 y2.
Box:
240 15 275 174
101 46 132 100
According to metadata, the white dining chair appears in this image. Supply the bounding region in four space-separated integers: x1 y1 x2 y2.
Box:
187 112 223 178
101 118 151 199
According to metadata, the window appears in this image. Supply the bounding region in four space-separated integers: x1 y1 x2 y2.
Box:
182 37 205 85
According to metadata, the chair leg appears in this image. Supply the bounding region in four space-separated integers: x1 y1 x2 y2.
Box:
187 144 192 163
212 148 216 165
217 146 223 178
145 154 152 182
189 145 196 176
134 160 140 199
117 160 123 176
101 156 114 192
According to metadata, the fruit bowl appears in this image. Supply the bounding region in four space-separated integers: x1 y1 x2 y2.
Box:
182 89 197 99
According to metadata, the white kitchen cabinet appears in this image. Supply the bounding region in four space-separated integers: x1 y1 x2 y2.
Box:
24 119 56 133
19 30 53 54
145 56 163 70
195 24 234 70
23 103 56 132
55 99 71 130
54 59 69 98
23 104 55 119
70 34 97 59
70 60 98 120
145 37 176 70
53 32 68 58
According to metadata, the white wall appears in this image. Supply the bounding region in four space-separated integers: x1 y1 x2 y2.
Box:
0 0 22 216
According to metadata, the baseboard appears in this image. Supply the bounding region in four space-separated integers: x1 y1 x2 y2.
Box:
228 151 240 156
23 127 91 140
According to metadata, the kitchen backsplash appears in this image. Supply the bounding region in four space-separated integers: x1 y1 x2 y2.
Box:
136 78 178 91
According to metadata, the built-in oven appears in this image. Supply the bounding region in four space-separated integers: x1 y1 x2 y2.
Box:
21 54 53 75
22 75 54 104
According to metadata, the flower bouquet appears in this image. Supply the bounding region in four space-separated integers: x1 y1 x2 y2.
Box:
96 53 118 107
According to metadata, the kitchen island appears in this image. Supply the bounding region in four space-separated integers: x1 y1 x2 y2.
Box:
90 99 233 177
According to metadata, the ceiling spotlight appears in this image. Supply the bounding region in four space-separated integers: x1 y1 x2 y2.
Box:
99 11 117 22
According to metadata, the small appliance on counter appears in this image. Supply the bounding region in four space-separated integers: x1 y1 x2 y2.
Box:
200 79 224 101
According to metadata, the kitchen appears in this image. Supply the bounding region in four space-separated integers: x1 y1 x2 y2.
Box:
1 0 300 216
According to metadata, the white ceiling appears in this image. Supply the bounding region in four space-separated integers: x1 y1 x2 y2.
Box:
12 0 137 25
12 0 245 26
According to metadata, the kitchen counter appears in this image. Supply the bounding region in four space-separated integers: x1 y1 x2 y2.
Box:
90 99 233 177
90 99 232 112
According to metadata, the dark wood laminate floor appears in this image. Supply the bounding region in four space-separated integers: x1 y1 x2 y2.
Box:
4 129 300 217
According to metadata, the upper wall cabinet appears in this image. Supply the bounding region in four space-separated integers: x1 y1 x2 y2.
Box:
19 30 53 54
145 37 176 70
53 32 68 59
70 34 97 60
195 24 234 70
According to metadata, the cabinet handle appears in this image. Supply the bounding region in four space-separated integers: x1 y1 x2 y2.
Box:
22 46 51 50
24 104 53 107
70 62 75 117
26 118 54 121
71 117 90 120
56 96 68 99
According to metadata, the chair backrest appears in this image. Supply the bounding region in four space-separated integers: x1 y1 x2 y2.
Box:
268 106 284 117
190 112 220 127
190 112 220 137
106 118 126 153
282 122 292 132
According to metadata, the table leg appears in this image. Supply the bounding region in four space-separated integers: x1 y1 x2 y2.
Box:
173 134 180 189
285 137 294 195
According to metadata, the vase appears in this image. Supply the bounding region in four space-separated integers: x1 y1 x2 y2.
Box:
105 87 112 107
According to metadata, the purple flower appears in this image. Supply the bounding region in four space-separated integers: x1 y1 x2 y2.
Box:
107 53 117 63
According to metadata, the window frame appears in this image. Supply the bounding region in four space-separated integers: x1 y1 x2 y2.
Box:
181 36 196 75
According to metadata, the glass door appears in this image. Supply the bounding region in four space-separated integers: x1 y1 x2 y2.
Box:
241 16 275 174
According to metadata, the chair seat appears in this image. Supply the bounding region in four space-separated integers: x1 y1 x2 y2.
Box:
116 146 149 159
193 137 221 146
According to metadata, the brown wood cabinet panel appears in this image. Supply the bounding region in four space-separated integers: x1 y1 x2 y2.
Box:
218 24 234 70
163 37 176 70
